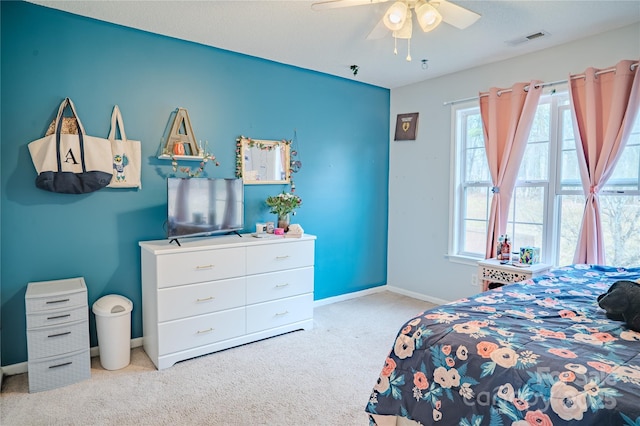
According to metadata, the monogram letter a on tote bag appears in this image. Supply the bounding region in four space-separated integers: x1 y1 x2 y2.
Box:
28 98 113 194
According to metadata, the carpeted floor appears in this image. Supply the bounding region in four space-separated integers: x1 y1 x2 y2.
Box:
1 291 437 426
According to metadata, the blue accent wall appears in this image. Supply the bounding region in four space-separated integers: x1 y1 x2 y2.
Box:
0 2 390 365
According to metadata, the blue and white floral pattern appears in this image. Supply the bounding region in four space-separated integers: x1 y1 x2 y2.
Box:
366 265 640 426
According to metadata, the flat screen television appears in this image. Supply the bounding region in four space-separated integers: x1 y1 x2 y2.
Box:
167 177 244 241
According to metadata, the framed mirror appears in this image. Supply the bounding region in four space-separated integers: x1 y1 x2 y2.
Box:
237 137 290 184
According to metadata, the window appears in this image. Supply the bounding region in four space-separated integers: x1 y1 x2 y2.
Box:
454 107 489 256
556 102 640 266
450 91 640 267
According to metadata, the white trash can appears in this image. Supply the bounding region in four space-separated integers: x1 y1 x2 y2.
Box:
92 295 133 370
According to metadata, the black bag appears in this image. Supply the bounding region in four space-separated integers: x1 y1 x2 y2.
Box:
35 170 113 194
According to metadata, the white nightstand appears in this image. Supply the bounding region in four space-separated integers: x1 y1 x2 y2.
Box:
477 259 551 291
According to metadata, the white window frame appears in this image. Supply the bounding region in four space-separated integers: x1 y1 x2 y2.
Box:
450 89 640 267
448 101 488 264
449 91 566 265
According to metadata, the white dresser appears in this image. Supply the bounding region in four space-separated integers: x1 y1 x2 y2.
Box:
25 277 91 392
139 234 315 370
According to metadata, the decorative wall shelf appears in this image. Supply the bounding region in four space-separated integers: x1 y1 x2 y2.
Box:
157 154 205 162
161 107 200 157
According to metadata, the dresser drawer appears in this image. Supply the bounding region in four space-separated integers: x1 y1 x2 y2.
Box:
27 321 89 360
246 240 314 275
246 267 313 304
157 277 246 322
26 304 88 329
25 288 87 314
157 247 246 288
28 348 90 393
158 308 245 355
246 293 313 334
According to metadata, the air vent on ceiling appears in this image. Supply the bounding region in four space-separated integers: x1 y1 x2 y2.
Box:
506 30 550 46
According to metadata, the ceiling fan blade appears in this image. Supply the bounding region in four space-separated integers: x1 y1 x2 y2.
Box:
311 0 388 12
366 17 389 40
434 0 481 29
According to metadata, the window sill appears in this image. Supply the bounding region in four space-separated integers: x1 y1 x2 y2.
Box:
445 254 482 267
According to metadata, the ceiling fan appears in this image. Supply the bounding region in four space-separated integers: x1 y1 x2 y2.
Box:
311 0 481 61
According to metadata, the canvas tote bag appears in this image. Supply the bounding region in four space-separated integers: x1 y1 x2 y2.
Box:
28 98 113 194
107 105 142 188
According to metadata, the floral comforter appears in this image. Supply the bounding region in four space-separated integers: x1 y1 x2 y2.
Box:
366 264 640 425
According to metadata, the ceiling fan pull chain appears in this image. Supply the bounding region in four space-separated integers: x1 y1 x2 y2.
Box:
394 36 398 55
406 38 412 62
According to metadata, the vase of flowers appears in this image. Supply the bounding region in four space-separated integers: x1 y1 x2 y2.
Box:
277 213 290 231
265 192 302 232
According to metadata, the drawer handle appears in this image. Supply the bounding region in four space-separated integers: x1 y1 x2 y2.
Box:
49 361 72 369
48 331 71 338
196 264 214 270
275 255 290 260
196 328 214 334
275 311 289 316
46 298 70 304
47 314 71 320
275 283 290 288
196 296 215 302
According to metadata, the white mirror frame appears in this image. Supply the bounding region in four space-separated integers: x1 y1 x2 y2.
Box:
236 137 291 184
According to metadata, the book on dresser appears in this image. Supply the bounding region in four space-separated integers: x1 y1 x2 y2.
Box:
139 234 316 370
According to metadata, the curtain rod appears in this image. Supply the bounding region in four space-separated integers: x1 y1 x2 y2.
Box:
443 61 639 107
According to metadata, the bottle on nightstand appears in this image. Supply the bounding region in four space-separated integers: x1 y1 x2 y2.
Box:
501 235 511 264
496 235 505 261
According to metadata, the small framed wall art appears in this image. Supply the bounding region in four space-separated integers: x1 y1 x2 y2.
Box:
394 112 419 141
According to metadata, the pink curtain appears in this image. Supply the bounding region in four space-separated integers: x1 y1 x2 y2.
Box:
570 59 640 264
480 81 543 259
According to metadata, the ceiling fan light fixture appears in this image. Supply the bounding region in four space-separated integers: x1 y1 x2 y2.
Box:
415 1 442 32
392 9 412 39
383 1 408 31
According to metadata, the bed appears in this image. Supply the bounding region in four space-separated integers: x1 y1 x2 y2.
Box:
366 264 640 425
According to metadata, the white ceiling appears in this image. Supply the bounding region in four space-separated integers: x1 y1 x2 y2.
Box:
28 0 640 89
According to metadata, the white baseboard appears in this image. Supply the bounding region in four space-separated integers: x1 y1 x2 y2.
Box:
386 285 453 306
2 337 144 377
313 285 387 307
2 362 27 377
312 284 451 307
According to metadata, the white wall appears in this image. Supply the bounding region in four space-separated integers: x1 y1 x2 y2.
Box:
387 23 640 303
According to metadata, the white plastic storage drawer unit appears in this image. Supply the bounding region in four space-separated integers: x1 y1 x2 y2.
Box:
140 234 316 370
25 277 90 392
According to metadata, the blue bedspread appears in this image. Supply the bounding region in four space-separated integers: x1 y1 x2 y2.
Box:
366 265 640 425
